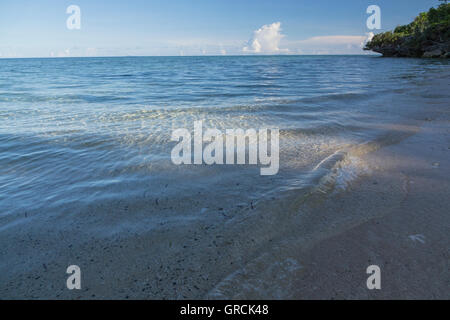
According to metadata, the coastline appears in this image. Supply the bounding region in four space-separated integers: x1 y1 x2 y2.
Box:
208 112 450 299
1 63 449 300
364 3 450 58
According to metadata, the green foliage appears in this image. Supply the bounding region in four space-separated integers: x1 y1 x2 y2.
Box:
366 32 402 48
365 3 450 52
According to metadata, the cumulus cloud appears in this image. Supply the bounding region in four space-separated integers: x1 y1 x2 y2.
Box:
243 22 288 54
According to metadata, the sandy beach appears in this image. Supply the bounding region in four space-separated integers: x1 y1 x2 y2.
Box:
1 75 449 300
2 1 450 305
0 54 448 301
208 112 450 299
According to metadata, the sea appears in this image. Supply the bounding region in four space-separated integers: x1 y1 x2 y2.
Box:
1 55 449 228
0 56 449 298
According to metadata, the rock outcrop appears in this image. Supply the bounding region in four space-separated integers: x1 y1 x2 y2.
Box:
365 3 450 58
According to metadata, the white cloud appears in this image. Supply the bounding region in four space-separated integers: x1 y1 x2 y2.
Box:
85 47 98 56
243 22 288 54
55 48 71 57
296 35 366 45
286 35 375 55
1 31 376 58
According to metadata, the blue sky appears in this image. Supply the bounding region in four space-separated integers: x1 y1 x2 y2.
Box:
0 0 440 57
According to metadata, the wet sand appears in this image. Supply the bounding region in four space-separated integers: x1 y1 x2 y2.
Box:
291 117 450 299
1 81 449 300
208 114 450 299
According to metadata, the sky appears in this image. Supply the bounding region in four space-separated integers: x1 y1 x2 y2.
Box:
0 0 441 58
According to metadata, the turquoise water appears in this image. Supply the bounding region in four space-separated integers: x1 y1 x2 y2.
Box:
0 56 448 228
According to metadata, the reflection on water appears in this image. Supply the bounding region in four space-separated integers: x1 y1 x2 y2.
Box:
0 56 448 227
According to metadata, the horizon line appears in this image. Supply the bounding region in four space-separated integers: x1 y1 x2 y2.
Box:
0 53 380 60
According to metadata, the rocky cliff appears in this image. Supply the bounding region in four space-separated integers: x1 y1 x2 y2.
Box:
364 3 450 58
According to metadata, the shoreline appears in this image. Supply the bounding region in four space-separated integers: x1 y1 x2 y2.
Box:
2 111 448 299
1 68 449 300
208 110 450 299
296 113 450 299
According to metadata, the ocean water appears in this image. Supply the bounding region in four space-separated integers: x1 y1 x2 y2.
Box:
0 56 448 231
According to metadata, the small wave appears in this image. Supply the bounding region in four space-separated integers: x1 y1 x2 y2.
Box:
310 123 420 194
299 92 373 104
